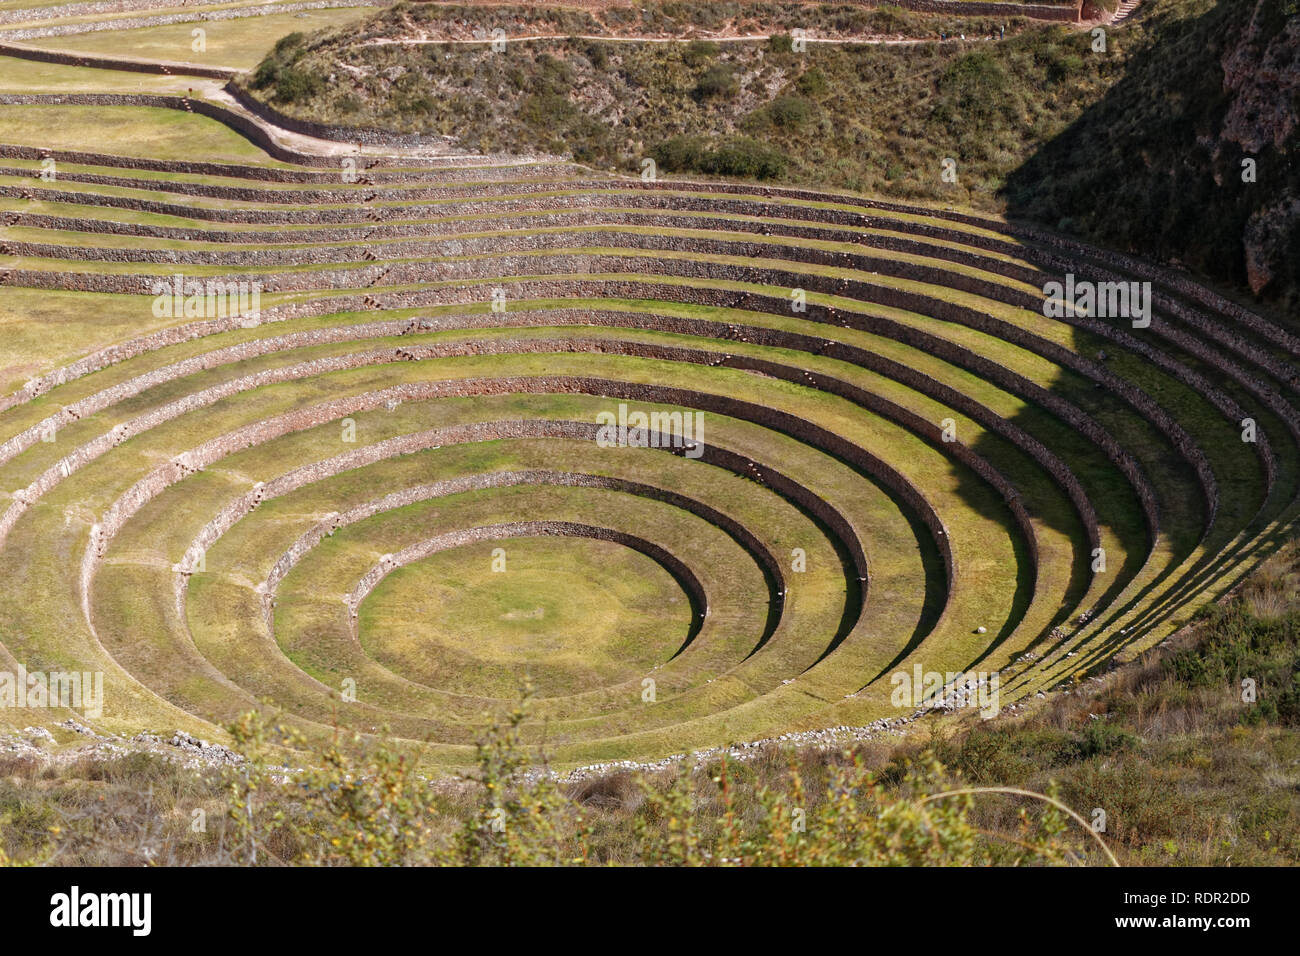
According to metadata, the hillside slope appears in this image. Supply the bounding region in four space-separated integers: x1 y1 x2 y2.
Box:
246 0 1299 309
1005 0 1300 310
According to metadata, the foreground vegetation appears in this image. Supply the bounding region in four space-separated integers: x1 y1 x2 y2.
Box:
4 538 1297 866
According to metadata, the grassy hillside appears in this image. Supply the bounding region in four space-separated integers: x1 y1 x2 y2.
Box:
2 0 1296 870
245 0 1300 309
247 11 1099 199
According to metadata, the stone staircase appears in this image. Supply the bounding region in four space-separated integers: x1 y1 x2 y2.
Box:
1113 0 1141 24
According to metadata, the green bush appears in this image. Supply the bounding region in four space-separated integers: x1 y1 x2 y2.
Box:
796 68 829 97
1079 721 1139 758
251 31 309 90
693 63 739 101
935 51 1011 126
704 137 788 178
272 31 307 56
396 91 436 116
762 95 814 130
1044 50 1085 84
533 53 573 95
273 68 324 105
654 135 787 179
681 39 719 68
651 134 707 172
585 42 609 70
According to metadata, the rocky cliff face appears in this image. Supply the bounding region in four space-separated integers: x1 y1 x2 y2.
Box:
1222 2 1299 153
1006 0 1300 312
1221 2 1300 296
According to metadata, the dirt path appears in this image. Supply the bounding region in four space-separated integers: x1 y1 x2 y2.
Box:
206 79 531 160
364 32 995 48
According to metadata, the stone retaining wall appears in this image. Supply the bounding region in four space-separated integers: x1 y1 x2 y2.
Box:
0 142 505 181
3 303 1097 565
889 0 1080 19
0 250 1220 534
225 80 453 149
0 279 1165 553
257 468 785 626
2 224 1045 297
0 42 234 78
5 208 1040 292
82 381 900 634
177 417 863 637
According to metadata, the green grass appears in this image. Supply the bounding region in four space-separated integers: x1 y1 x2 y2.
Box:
2 535 1298 866
0 288 214 394
0 261 1247 744
0 287 1164 749
73 357 946 754
0 104 290 163
359 535 693 699
0 0 1292 872
0 54 202 94
22 8 379 71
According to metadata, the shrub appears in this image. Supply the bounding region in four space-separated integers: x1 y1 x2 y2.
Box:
251 31 309 90
762 95 814 129
585 42 609 70
704 137 788 178
533 53 573 95
1079 721 1139 758
934 50 1011 126
655 135 787 179
272 31 307 56
682 39 719 68
1044 50 1085 84
651 134 708 172
796 68 829 97
273 68 325 104
519 92 578 129
694 63 739 101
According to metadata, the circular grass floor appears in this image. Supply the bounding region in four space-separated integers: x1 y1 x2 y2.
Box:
358 536 693 699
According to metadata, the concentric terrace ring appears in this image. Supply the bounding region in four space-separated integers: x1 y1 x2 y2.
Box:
0 102 1295 764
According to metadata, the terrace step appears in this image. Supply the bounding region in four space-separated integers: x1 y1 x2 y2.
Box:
0 119 1289 761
